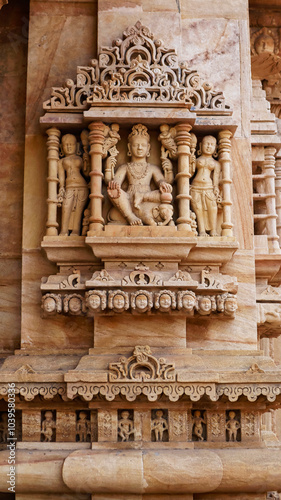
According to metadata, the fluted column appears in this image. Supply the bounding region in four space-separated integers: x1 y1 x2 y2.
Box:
264 147 280 253
175 123 193 232
46 127 61 236
218 130 233 237
88 122 105 234
275 150 281 242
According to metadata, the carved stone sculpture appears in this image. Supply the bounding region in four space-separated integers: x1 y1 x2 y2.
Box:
108 290 129 313
76 411 91 442
154 290 177 312
151 410 168 442
63 294 86 315
226 411 240 442
41 293 62 316
192 410 206 441
107 124 173 226
118 411 135 442
196 295 216 316
190 135 221 237
177 290 197 315
216 293 238 318
85 290 107 313
131 290 153 313
41 411 56 442
57 133 89 236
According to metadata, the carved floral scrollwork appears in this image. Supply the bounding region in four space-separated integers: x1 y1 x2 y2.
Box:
43 21 230 113
108 345 176 382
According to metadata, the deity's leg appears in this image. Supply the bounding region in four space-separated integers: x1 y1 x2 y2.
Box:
191 195 206 236
60 192 74 235
206 197 218 236
108 189 142 225
71 189 89 235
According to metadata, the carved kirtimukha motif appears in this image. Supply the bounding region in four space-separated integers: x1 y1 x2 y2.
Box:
108 346 176 382
44 21 230 112
106 124 173 226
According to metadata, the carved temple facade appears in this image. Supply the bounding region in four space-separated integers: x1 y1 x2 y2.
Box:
1 0 281 499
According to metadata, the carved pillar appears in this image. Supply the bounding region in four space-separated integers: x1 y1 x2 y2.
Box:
46 127 61 236
175 123 193 232
218 130 233 237
264 147 280 253
88 122 105 234
275 149 281 242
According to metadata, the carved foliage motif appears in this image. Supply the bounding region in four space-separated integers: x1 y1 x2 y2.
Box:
108 345 176 382
44 21 230 112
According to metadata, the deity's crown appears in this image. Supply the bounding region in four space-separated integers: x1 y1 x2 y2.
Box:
128 124 150 142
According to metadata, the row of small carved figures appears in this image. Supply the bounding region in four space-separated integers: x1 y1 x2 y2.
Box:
0 409 242 443
41 289 238 317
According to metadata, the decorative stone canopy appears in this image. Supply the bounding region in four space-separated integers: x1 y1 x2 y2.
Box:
43 21 231 115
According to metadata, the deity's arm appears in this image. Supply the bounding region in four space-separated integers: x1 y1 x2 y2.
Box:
58 159 66 190
112 164 128 186
151 165 172 192
213 160 221 191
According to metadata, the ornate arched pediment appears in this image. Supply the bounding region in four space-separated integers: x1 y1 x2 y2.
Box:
43 21 231 114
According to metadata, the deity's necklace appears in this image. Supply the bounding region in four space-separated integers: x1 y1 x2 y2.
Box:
128 161 148 180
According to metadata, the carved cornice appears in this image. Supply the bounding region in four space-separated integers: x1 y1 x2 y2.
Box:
43 21 231 114
0 383 67 401
66 381 281 403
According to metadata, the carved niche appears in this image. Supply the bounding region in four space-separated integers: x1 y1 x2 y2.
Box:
42 21 234 240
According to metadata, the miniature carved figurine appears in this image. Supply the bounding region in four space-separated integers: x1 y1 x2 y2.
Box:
76 411 91 442
118 411 135 442
0 413 8 442
131 290 153 313
154 290 176 312
107 124 173 226
192 410 206 441
226 411 240 442
41 411 56 442
108 290 129 313
151 410 168 441
177 291 197 315
190 135 221 237
58 133 89 236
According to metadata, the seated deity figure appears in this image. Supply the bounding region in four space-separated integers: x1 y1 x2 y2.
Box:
107 124 173 226
190 135 221 237
58 134 89 236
